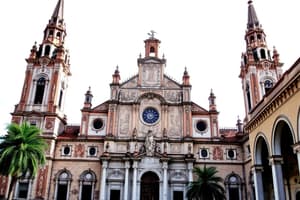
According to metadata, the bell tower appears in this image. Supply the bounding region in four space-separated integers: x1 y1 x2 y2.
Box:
11 0 71 135
239 0 283 120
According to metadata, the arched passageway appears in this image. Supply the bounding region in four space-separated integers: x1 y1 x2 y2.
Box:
140 171 159 200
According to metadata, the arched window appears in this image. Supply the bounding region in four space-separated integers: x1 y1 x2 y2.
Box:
14 174 33 199
34 77 46 104
79 170 97 200
257 34 262 40
44 45 51 56
149 46 156 56
56 32 61 38
49 30 54 36
264 79 273 94
58 90 63 109
246 83 252 110
260 49 266 59
225 173 242 200
54 170 72 200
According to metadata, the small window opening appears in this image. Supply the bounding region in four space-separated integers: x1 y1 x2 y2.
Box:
264 80 273 94
250 36 255 42
58 90 63 109
34 77 46 104
110 190 120 200
257 34 261 40
45 45 51 56
18 182 29 198
49 30 54 36
56 32 61 38
246 84 252 110
253 49 259 61
173 191 184 200
81 185 92 200
260 49 266 59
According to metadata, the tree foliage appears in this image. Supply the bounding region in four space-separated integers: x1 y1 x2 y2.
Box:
0 122 47 199
186 166 226 200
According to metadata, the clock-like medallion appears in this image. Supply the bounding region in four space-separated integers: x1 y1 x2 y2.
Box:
142 107 159 124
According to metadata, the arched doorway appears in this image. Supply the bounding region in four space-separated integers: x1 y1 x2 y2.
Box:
140 171 159 200
254 136 273 199
273 120 298 200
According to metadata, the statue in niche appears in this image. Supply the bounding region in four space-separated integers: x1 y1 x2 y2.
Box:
145 130 156 156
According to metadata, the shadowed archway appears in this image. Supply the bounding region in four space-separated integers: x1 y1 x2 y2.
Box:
140 171 159 200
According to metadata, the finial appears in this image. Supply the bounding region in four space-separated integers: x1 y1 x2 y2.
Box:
184 67 188 75
147 30 156 39
139 53 142 58
162 54 165 59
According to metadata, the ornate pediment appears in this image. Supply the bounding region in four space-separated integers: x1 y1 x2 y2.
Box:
92 101 109 112
164 75 181 89
191 102 209 114
120 75 138 88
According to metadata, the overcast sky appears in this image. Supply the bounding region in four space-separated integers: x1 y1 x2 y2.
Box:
1 0 300 134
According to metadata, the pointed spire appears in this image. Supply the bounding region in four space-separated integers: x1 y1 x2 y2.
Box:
208 89 217 112
83 86 93 109
182 67 190 85
112 65 121 84
51 0 64 25
247 0 260 29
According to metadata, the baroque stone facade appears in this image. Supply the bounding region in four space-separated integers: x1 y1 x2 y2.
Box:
1 0 300 200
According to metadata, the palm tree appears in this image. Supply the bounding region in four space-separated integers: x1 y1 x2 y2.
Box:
0 122 47 200
186 165 226 200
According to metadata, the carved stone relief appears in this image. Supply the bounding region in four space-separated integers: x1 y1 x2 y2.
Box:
212 146 224 160
142 64 161 86
117 144 127 153
164 90 181 103
74 144 85 157
170 144 181 153
168 107 182 137
119 90 138 102
119 106 131 135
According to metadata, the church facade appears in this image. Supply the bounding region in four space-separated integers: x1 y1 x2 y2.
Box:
0 0 300 200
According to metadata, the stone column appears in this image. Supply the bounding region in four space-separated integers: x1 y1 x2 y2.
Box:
293 143 300 176
78 181 82 200
162 161 168 200
270 156 285 200
187 162 193 182
252 165 264 200
124 160 130 200
132 160 138 200
100 160 108 200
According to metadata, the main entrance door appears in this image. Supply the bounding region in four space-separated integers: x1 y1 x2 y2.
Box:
140 172 159 200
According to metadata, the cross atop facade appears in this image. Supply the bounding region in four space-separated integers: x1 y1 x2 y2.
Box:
148 30 156 39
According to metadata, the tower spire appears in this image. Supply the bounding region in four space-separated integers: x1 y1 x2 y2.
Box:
51 0 64 23
247 0 260 29
240 0 283 121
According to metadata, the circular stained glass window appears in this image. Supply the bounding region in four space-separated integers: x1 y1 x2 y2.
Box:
142 107 159 124
93 118 103 130
196 120 207 132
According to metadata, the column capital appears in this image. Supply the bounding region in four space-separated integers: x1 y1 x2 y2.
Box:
132 160 139 168
251 164 264 172
101 160 109 168
162 161 168 169
124 160 131 169
269 155 283 165
292 142 300 153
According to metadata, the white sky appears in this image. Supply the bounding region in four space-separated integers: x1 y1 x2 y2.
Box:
1 0 300 134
